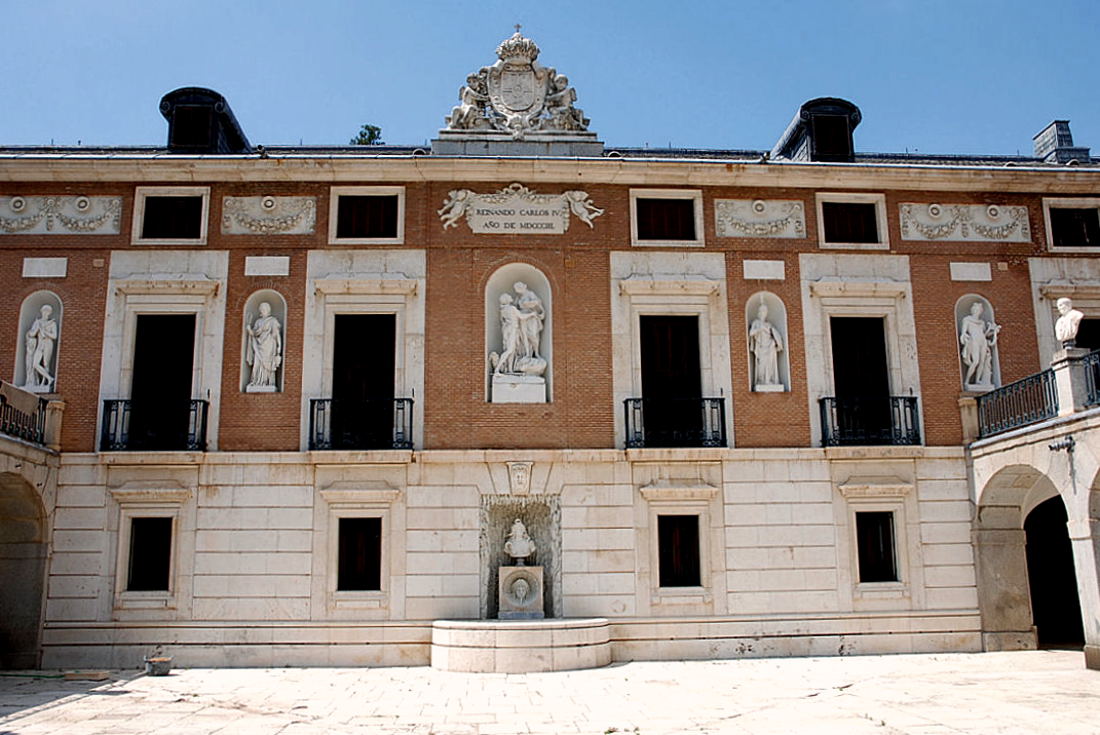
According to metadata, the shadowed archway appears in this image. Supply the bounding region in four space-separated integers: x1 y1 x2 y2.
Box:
0 471 47 668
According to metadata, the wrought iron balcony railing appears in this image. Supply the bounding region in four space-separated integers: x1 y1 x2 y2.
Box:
820 395 920 446
0 392 46 445
624 397 726 449
100 399 209 451
309 398 414 450
1084 350 1100 408
977 370 1059 438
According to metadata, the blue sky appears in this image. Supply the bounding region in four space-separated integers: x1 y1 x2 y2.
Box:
3 0 1099 155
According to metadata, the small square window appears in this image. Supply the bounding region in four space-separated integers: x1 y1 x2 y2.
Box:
1049 207 1100 248
855 511 897 583
811 114 853 162
815 193 888 250
637 199 696 241
127 516 173 592
132 187 210 245
336 196 399 239
337 517 382 591
328 186 405 244
823 202 878 243
630 189 703 247
657 514 701 587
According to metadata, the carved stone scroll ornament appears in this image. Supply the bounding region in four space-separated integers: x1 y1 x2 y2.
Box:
438 183 602 233
0 196 121 235
715 199 805 239
222 196 316 235
899 203 1030 242
445 29 590 139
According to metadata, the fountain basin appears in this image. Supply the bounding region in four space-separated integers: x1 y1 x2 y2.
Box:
430 618 611 673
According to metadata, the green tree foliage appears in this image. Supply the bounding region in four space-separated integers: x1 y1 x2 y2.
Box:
349 124 383 145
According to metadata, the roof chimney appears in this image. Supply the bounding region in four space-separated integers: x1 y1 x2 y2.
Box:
771 98 862 163
159 87 251 154
1033 120 1089 163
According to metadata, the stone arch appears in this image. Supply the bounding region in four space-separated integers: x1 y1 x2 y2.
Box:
14 290 63 393
484 263 553 402
0 471 47 668
240 289 287 392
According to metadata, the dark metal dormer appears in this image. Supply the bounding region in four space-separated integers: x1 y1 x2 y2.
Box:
159 87 251 154
771 97 862 163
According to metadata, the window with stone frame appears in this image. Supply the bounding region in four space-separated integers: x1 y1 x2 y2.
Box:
328 186 405 244
629 189 704 247
127 516 173 591
337 516 382 591
132 186 210 244
854 511 898 583
657 514 701 587
1049 207 1100 248
815 193 889 250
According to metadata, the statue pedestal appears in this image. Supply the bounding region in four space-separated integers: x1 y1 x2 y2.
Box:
491 374 546 403
245 385 277 393
754 383 784 393
965 382 993 393
498 566 544 620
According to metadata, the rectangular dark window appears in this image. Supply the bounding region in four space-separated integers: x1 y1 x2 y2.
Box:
855 511 897 583
1050 207 1100 248
822 201 879 244
337 517 382 591
811 114 853 162
636 198 696 241
141 196 204 240
169 105 214 149
657 514 701 587
127 517 173 591
336 195 399 239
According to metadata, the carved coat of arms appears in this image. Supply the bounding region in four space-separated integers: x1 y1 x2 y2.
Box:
444 29 589 139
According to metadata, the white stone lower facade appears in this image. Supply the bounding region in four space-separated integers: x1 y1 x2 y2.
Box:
41 447 980 668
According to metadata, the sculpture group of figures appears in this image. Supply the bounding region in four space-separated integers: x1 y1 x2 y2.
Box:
490 282 546 378
446 29 589 138
245 302 283 390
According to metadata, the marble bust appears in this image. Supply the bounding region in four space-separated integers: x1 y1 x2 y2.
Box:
503 518 534 563
23 304 57 392
1055 297 1085 347
749 303 784 390
246 302 282 391
959 301 1000 389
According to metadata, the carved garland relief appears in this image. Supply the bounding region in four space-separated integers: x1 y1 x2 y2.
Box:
0 196 122 235
899 203 1030 242
222 196 316 235
715 199 805 239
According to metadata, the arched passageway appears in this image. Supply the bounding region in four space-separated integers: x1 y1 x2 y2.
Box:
1025 496 1085 647
0 472 47 668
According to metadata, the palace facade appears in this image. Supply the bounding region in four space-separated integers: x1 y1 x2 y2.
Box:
2 32 1100 671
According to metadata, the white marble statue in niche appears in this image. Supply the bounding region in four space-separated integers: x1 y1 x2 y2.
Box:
490 281 547 402
749 302 784 391
23 304 57 392
1055 297 1085 348
245 302 283 392
959 300 1000 390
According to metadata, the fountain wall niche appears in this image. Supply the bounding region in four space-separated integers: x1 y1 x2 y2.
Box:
479 496 561 619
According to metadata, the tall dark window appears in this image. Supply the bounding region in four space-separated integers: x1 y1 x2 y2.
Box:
338 517 382 591
636 198 696 241
127 517 173 591
657 514 701 587
1049 208 1100 248
822 201 879 244
855 511 897 583
336 195 399 239
141 196 204 240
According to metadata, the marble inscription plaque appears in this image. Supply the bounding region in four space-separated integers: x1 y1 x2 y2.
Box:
439 183 603 234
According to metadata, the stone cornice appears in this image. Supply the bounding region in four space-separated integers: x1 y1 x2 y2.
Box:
1 156 1098 193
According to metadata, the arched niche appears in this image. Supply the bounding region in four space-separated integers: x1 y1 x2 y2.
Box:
745 291 789 392
14 291 62 393
240 289 287 393
956 294 1001 391
484 263 553 403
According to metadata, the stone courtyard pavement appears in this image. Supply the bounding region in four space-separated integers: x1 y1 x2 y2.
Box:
1 650 1097 734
